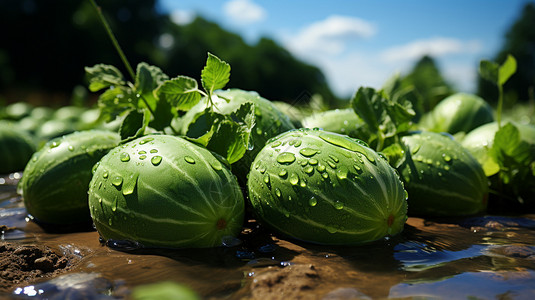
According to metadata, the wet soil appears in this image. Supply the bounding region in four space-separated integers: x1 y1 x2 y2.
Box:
2 173 535 299
0 243 71 292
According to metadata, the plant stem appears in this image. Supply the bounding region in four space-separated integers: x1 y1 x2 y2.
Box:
90 0 155 118
497 85 503 129
89 0 135 81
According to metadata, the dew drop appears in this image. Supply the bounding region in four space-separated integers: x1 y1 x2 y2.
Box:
103 171 109 179
111 175 123 187
334 201 344 210
139 137 154 145
275 188 281 198
308 197 317 207
277 152 296 164
289 173 299 185
50 141 60 148
68 145 74 151
278 169 288 177
411 144 421 154
299 147 319 157
336 166 348 180
184 156 195 164
271 141 282 148
326 226 337 234
322 172 329 179
263 173 270 184
303 165 314 174
210 160 223 171
259 165 266 174
256 127 263 135
294 140 302 147
317 164 326 172
308 158 318 165
327 160 337 169
329 154 339 163
150 149 158 153
442 153 452 162
120 152 130 162
139 150 147 155
151 155 162 166
300 179 307 187
108 218 112 226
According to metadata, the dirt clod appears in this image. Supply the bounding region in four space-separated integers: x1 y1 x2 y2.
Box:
0 243 72 292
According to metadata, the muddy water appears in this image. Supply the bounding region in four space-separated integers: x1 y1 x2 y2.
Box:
2 173 535 299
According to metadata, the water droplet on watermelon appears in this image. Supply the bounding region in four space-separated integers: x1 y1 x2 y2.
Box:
327 160 337 169
308 197 317 207
299 148 318 157
336 166 348 180
289 173 299 185
210 160 223 171
326 226 337 234
108 218 112 226
139 155 147 160
275 188 281 197
442 153 452 162
322 172 329 179
256 127 263 135
120 152 130 162
278 169 287 177
150 149 158 153
334 201 344 210
111 175 123 187
271 141 282 148
317 164 326 172
263 174 270 184
139 137 153 145
122 173 139 195
139 150 146 155
184 156 195 164
309 158 318 165
277 152 296 164
68 145 74 151
51 141 60 148
102 171 109 179
259 165 266 174
151 155 162 166
300 179 307 187
303 165 314 174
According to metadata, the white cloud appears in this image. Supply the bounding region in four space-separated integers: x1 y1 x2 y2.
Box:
286 15 376 56
223 0 266 24
380 37 482 63
170 9 195 25
443 63 478 93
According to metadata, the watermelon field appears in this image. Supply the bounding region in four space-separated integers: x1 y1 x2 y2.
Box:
2 1 535 299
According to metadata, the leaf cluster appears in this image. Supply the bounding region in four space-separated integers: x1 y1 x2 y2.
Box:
85 53 255 164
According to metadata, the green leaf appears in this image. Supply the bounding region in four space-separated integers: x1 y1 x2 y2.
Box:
380 143 406 168
156 76 202 111
498 54 517 86
119 109 146 142
98 86 138 121
201 53 231 94
136 62 169 95
351 87 381 132
479 60 499 85
85 64 125 92
491 122 533 167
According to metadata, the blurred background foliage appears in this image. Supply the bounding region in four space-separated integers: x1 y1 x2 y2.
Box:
0 0 534 113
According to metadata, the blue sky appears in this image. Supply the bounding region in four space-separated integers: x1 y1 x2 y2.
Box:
158 0 532 98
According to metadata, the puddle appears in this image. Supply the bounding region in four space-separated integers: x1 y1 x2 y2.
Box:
2 173 535 299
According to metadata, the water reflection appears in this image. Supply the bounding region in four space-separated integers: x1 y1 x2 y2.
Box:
2 172 535 299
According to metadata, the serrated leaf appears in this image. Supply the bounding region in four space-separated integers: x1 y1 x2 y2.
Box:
98 86 137 121
201 53 231 94
351 87 381 131
119 109 146 142
498 55 517 86
479 60 499 85
85 64 125 92
136 62 169 95
491 122 533 167
156 76 202 111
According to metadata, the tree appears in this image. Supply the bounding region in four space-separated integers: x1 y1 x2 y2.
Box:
400 55 454 112
478 2 535 104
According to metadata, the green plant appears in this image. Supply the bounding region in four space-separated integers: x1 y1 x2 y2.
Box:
88 134 244 248
247 128 408 245
19 130 121 225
